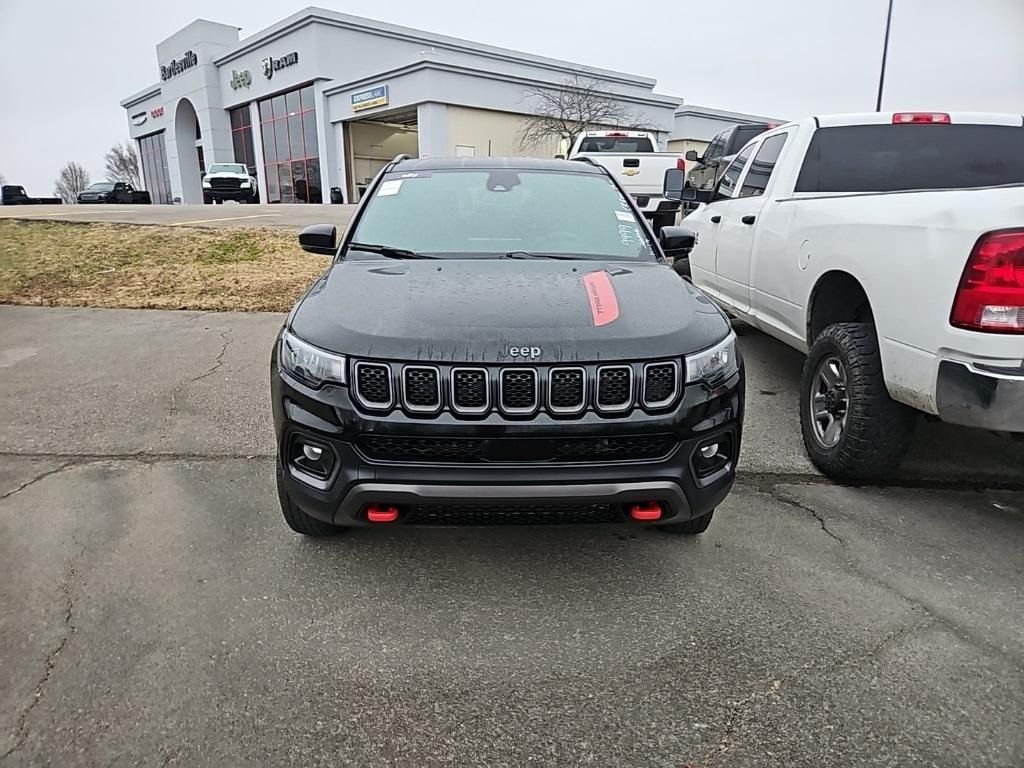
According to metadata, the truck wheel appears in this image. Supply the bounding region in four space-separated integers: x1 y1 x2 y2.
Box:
276 460 345 537
656 509 714 535
800 323 916 480
214 198 224 205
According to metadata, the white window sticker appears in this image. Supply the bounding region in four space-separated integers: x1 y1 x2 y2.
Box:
615 210 633 222
377 180 403 196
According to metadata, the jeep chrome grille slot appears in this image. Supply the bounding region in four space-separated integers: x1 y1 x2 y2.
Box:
402 365 442 413
642 361 679 409
450 367 489 415
353 362 393 409
548 367 586 414
499 368 538 415
596 365 633 413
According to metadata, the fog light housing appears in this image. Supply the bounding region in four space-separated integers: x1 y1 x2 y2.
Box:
290 436 336 480
692 434 732 479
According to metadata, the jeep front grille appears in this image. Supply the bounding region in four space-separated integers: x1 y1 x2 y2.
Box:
499 368 538 414
548 367 586 414
642 361 679 408
596 365 633 412
402 365 441 412
349 359 680 418
451 367 488 414
353 362 392 409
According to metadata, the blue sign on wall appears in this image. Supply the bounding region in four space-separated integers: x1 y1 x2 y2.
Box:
352 85 389 111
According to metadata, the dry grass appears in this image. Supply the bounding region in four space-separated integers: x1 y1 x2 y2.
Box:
0 220 330 312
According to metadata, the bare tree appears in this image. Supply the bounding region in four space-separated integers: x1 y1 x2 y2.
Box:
54 162 91 203
105 141 141 188
518 75 652 152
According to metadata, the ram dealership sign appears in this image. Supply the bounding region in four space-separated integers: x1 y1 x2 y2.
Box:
262 52 299 79
160 50 198 81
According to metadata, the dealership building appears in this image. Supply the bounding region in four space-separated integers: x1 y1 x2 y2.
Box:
120 8 684 205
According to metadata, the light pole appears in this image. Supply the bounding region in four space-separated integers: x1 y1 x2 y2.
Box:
876 0 895 111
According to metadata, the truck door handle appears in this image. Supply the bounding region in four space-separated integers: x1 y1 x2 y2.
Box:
710 215 722 223
741 215 756 225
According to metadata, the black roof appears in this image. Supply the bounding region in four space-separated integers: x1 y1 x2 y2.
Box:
389 156 607 174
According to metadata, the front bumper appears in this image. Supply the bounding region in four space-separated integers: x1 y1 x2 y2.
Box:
271 355 743 527
936 360 1024 433
206 188 255 200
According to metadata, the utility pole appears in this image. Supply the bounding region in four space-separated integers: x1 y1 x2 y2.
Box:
876 0 895 111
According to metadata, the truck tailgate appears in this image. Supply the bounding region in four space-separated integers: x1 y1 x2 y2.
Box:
576 153 680 196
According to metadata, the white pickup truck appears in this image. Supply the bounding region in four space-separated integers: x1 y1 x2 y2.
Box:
664 111 1024 480
569 130 684 232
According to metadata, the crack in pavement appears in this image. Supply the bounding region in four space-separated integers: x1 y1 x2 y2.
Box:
190 329 232 384
0 462 76 502
701 613 938 767
766 485 844 544
0 559 78 764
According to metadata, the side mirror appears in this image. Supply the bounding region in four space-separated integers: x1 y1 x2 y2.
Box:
554 154 566 160
659 226 696 257
685 150 699 162
663 168 686 201
681 186 714 204
298 224 337 255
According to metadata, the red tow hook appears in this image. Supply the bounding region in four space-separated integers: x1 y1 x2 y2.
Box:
628 501 663 522
366 504 400 523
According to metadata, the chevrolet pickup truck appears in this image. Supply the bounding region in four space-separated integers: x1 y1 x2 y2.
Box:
665 111 1024 480
569 131 684 233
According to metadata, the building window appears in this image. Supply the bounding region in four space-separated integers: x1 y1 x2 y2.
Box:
258 85 321 203
229 106 257 177
138 131 172 204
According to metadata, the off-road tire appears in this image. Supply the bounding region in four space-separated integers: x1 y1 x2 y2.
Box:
656 509 714 535
800 322 916 480
276 459 345 537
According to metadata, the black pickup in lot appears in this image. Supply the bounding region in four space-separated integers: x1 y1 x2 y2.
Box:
77 182 151 204
0 185 62 205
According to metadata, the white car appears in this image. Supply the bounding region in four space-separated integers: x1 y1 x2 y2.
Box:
666 111 1024 479
569 130 684 232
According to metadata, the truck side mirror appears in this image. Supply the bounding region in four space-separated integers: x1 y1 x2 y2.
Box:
663 168 686 201
659 226 696 257
681 186 714 204
298 224 337 255
685 150 699 162
554 154 565 160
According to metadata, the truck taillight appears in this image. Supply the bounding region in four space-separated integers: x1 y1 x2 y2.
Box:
950 229 1024 334
676 158 686 171
892 112 951 124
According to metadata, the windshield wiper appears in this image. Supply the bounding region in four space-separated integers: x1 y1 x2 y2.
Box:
502 251 592 261
347 242 435 259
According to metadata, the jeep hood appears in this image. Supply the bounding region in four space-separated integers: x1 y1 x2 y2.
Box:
289 259 729 363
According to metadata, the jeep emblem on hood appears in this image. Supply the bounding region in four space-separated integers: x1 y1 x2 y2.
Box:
509 346 542 359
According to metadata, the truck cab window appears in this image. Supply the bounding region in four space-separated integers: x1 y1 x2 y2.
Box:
715 146 754 200
739 133 789 198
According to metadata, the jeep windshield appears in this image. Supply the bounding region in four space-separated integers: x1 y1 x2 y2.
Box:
349 168 657 261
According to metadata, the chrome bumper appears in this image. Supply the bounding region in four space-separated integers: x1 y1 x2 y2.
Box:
935 360 1024 433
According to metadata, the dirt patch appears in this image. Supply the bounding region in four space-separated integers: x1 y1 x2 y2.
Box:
0 220 329 312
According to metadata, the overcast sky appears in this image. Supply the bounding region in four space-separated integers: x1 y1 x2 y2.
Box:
1 0 1021 194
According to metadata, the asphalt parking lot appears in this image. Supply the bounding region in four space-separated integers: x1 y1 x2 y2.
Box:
0 203 357 230
2 305 1023 766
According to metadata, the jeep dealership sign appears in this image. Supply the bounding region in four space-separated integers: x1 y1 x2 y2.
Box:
160 50 198 81
230 69 252 90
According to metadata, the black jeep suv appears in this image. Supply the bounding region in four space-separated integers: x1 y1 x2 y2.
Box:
271 156 743 536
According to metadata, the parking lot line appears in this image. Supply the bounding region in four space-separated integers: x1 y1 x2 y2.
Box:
169 214 280 226
36 210 139 216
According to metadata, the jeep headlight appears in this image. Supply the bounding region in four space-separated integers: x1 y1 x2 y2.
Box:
686 331 738 386
278 330 347 388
